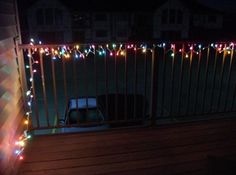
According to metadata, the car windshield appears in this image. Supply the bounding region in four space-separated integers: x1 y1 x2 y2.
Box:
68 108 104 124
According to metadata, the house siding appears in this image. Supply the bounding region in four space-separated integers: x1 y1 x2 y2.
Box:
0 0 26 174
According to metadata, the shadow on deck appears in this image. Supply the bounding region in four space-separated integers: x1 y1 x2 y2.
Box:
18 118 236 175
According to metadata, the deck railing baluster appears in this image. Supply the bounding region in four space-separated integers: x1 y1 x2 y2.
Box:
224 45 234 112
39 51 50 127
217 46 227 112
193 48 202 115
202 46 211 113
51 54 59 127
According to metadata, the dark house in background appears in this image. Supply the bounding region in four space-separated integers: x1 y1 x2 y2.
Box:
27 0 72 43
22 0 230 43
153 0 223 40
26 0 134 43
72 11 132 42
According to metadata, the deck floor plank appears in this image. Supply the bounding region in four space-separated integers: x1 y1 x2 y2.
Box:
18 118 236 175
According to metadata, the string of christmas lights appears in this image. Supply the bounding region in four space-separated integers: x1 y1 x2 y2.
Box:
13 39 39 161
22 41 235 61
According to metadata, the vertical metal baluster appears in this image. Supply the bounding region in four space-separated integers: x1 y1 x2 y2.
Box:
84 50 88 115
217 46 227 112
185 45 194 115
133 46 137 120
230 48 236 111
94 46 98 120
193 48 202 115
209 49 219 113
150 47 157 126
224 45 234 111
72 51 79 125
39 51 50 126
62 55 69 125
177 44 185 116
28 49 40 128
115 48 118 121
231 80 236 111
231 83 236 111
124 46 128 121
143 48 147 120
105 47 109 119
202 45 211 113
169 45 176 117
160 47 166 117
51 54 59 126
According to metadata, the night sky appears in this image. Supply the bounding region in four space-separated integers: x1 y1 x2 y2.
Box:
17 0 236 12
198 0 236 11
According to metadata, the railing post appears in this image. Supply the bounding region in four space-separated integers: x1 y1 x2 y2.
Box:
150 47 157 126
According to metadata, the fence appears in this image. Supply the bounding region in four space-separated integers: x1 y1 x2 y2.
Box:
19 42 236 131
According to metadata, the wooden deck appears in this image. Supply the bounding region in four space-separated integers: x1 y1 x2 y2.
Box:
18 118 236 175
